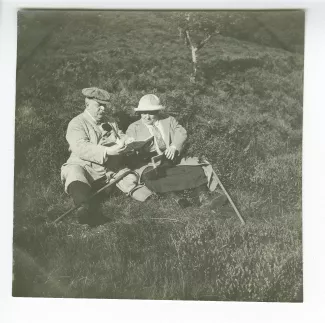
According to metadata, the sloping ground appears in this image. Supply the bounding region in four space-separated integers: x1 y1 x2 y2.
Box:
13 11 303 301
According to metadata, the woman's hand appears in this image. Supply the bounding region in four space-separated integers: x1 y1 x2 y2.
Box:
164 145 177 160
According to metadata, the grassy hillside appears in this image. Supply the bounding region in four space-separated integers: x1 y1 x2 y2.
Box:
13 10 303 301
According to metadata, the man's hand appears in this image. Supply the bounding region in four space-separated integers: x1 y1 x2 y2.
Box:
115 137 127 148
164 145 177 160
105 144 126 156
99 136 115 147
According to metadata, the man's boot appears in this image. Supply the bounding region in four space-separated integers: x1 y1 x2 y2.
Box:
67 181 109 227
67 181 92 224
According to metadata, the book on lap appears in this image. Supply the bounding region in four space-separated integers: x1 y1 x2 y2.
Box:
122 136 154 154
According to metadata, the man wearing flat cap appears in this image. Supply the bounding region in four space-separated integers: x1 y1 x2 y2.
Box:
61 87 152 226
126 94 227 209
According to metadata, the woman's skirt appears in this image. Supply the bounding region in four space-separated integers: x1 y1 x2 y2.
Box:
141 165 207 193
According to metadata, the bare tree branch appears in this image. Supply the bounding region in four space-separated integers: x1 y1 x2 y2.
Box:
182 29 189 46
197 34 213 51
185 30 194 48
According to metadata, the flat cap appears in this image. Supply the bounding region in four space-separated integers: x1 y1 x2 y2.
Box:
82 87 110 104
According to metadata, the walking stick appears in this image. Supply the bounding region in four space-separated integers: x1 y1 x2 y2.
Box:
214 172 246 225
53 169 133 224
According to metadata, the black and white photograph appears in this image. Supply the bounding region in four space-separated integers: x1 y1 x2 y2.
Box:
12 9 304 302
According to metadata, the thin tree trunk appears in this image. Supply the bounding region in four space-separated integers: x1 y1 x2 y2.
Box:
191 46 198 82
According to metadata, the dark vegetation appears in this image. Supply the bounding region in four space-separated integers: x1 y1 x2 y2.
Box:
13 10 303 301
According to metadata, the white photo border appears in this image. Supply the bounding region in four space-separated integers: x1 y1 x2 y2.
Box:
1 0 325 322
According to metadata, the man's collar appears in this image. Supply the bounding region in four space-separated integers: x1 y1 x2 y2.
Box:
84 109 98 124
84 109 105 126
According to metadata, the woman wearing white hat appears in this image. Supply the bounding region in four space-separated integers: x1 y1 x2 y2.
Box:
126 94 227 209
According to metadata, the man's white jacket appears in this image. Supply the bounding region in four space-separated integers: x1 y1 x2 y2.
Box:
61 110 123 191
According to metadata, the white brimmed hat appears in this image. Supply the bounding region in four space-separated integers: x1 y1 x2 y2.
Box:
134 94 165 112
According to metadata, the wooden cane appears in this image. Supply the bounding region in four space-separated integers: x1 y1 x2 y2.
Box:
53 169 133 224
214 172 246 225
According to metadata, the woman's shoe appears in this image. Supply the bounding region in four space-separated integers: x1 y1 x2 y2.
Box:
200 192 228 210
